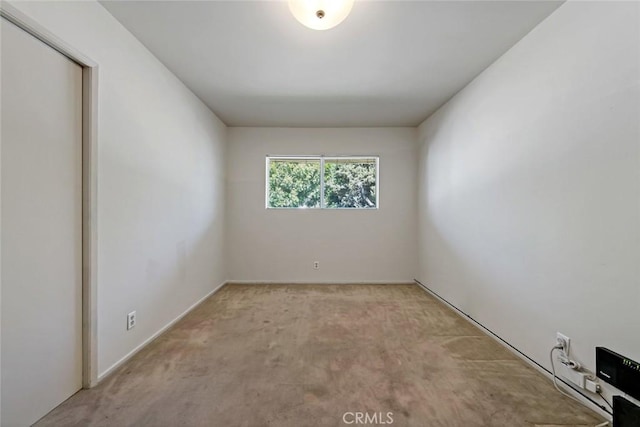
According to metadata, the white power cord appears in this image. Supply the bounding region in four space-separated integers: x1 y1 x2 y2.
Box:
549 345 611 427
550 345 584 404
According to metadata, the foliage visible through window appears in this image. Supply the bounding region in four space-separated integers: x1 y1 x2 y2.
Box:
267 156 378 209
324 158 377 208
268 158 320 208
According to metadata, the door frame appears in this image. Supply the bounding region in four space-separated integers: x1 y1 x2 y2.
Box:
1 3 100 388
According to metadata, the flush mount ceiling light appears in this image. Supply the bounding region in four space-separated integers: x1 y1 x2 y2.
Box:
288 0 355 31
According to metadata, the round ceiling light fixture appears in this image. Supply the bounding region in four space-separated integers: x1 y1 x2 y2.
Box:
288 0 355 31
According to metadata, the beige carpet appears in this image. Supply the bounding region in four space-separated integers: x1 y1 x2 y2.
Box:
36 284 604 426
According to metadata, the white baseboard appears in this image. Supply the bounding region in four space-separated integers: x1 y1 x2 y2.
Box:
226 280 414 285
413 279 612 422
97 281 228 382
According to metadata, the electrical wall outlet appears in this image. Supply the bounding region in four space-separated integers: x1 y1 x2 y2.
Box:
127 311 136 330
557 332 571 354
313 261 319 270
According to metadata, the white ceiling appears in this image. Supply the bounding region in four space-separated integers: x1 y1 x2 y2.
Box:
100 0 563 127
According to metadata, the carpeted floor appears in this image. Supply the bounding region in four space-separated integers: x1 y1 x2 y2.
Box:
36 284 604 426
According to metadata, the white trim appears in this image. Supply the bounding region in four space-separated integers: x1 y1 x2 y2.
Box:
97 281 228 382
413 279 612 422
0 2 96 68
268 155 378 159
81 58 99 389
227 280 414 285
320 157 325 208
264 156 270 209
375 156 380 209
266 207 379 211
0 2 100 388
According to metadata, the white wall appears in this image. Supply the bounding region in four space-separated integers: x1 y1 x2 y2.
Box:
0 21 3 421
417 0 639 405
6 0 228 377
227 127 417 283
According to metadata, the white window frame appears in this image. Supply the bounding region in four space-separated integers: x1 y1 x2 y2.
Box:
265 155 380 210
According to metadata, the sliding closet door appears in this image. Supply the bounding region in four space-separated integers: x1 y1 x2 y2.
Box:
1 18 83 426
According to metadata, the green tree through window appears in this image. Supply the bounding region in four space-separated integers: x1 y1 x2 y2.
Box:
267 157 378 209
324 159 377 208
268 159 320 208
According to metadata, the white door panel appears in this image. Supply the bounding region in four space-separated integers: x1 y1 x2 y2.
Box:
1 18 83 427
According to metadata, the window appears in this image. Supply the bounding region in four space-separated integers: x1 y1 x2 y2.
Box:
266 156 379 209
323 158 378 208
267 157 321 208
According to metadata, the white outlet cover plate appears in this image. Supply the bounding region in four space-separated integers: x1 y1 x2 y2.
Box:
127 311 136 330
557 332 570 353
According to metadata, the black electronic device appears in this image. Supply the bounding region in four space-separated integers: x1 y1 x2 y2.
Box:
613 396 640 427
596 347 640 401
